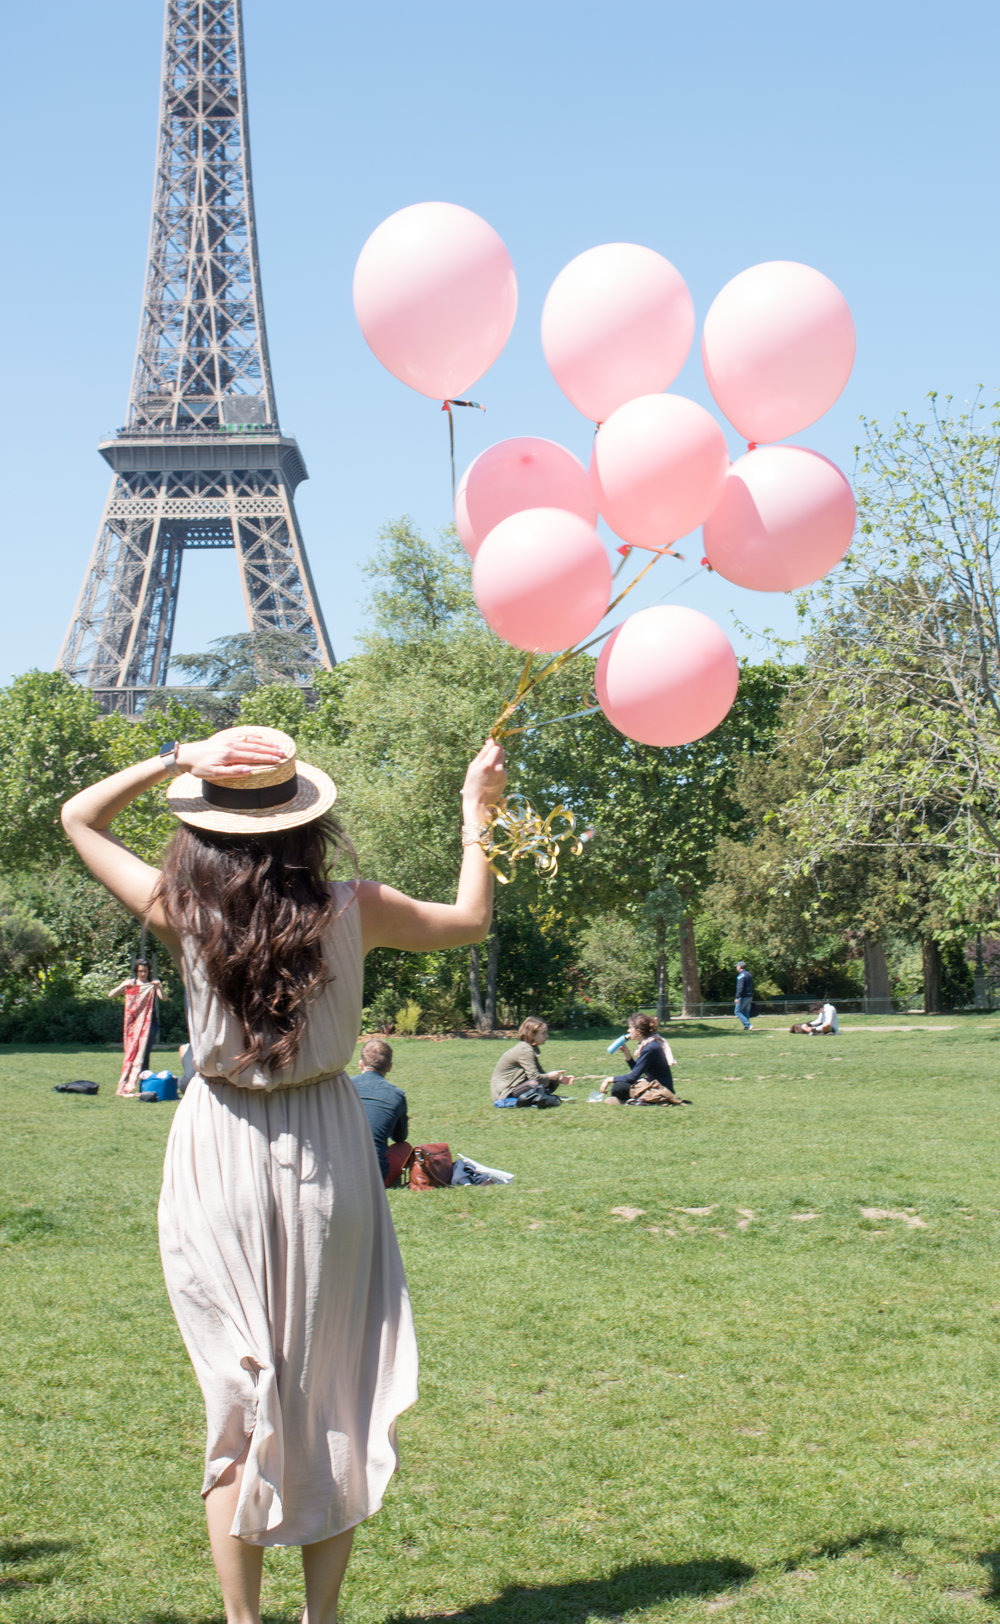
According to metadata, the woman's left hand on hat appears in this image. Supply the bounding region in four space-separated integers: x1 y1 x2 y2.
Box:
179 729 289 781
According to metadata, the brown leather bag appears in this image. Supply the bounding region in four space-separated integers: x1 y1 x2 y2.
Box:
629 1078 675 1105
405 1143 454 1190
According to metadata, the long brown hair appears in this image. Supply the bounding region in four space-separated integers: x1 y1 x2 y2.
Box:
155 814 344 1073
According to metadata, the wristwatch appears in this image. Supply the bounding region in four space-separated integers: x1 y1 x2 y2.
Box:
158 740 182 775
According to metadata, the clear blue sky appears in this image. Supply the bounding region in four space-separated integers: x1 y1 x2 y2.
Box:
2 0 998 682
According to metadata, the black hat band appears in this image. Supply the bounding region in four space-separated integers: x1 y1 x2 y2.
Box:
202 775 299 810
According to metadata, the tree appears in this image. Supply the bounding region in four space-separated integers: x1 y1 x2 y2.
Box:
0 672 107 869
577 912 657 1019
0 674 210 1036
708 721 905 1008
3 864 137 979
302 520 620 1030
238 683 311 737
762 397 1000 1006
170 629 321 721
575 661 795 1014
795 397 1000 869
0 886 55 992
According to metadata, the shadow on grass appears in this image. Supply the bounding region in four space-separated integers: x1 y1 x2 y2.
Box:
0 1538 77 1595
784 1525 912 1568
977 1548 1000 1602
0 1539 76 1563
385 1556 755 1623
24 1617 295 1624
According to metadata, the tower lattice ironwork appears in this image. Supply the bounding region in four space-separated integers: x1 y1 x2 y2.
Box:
60 0 334 707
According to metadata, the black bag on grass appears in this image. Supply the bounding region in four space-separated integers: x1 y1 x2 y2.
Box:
53 1080 99 1095
514 1084 561 1108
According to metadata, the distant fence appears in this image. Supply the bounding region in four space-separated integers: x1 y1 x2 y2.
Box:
675 995 995 1017
678 997 891 1018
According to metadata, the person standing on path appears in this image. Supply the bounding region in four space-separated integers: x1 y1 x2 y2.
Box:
734 961 754 1032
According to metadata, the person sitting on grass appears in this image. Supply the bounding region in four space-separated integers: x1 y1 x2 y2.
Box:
490 1017 574 1105
350 1038 412 1187
599 1013 690 1105
790 1000 839 1036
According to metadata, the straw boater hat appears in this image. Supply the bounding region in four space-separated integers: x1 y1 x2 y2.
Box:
166 727 337 834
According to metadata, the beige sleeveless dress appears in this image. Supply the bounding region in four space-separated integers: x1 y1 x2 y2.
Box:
158 883 417 1547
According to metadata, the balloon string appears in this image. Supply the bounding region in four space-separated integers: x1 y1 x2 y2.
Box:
442 401 455 498
442 398 486 500
490 546 671 738
501 704 601 739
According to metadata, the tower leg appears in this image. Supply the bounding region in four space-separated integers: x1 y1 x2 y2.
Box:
230 470 334 666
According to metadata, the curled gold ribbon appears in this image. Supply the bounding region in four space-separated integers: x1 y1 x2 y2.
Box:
477 795 584 883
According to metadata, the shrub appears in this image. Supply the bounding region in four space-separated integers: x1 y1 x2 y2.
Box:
394 1000 422 1036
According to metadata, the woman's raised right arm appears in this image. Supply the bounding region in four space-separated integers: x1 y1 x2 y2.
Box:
358 740 507 953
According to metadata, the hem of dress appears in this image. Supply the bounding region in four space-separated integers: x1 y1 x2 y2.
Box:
200 1393 418 1548
229 1499 382 1550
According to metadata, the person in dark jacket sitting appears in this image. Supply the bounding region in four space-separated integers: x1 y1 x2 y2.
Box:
350 1037 412 1186
599 1013 689 1104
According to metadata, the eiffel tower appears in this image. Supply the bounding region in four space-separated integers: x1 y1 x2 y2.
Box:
59 0 334 711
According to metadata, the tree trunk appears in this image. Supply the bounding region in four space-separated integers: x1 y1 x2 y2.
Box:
679 913 702 1015
921 936 943 1013
654 913 670 1023
974 933 988 1010
468 943 489 1032
485 927 500 1030
862 937 892 1013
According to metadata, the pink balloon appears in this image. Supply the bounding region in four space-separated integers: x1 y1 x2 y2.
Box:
353 202 517 399
702 261 855 442
702 446 855 592
596 606 739 747
541 243 695 423
455 437 597 559
472 509 611 653
590 394 730 549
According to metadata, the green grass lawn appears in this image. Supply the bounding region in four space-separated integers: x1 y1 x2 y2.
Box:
2 1014 1000 1623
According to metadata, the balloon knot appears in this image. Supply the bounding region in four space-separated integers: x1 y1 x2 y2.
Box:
441 401 452 412
747 441 757 451
701 556 713 571
616 545 632 557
